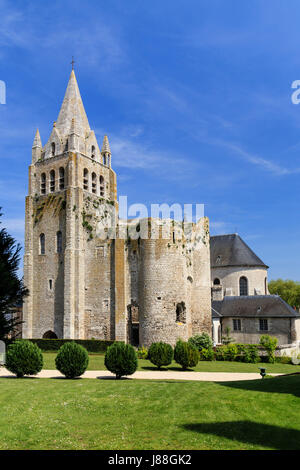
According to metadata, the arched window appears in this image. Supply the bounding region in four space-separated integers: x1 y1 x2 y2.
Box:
83 169 89 190
51 142 55 157
91 145 95 159
213 278 221 285
92 172 97 194
239 276 248 296
103 154 107 166
176 302 186 323
40 173 46 194
99 175 105 197
56 231 62 253
49 170 55 192
59 167 65 190
264 277 267 295
39 233 45 255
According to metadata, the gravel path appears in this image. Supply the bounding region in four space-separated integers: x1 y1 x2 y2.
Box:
0 368 280 381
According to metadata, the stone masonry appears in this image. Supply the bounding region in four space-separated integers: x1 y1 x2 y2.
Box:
22 70 212 346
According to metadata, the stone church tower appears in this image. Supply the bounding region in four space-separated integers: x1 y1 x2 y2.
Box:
22 69 212 346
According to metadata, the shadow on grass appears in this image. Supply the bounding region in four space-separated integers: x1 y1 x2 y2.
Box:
216 374 300 398
181 420 300 450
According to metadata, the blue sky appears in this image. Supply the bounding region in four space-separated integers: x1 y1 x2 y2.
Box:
0 0 300 280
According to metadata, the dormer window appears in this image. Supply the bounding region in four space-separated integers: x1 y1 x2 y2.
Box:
51 142 55 157
91 146 95 159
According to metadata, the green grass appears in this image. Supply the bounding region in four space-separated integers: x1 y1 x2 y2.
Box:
42 352 299 374
0 375 299 449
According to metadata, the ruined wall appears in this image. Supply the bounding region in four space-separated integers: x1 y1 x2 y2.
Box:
136 218 211 347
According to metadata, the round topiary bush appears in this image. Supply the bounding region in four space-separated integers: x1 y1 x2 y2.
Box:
105 342 138 379
174 340 199 369
55 342 89 379
148 342 173 369
6 340 43 378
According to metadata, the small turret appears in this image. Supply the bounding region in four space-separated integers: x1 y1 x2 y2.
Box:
32 128 42 163
101 135 111 167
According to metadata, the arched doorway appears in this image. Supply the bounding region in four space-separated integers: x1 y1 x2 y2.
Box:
43 330 58 339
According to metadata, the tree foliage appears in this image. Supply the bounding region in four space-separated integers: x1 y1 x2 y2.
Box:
5 340 43 378
148 342 173 369
174 340 199 369
0 209 28 341
268 279 300 309
105 342 138 379
55 342 89 378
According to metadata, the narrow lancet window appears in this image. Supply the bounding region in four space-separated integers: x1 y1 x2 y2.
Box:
50 170 55 192
99 175 105 197
92 172 97 194
83 169 89 190
51 142 55 157
56 231 62 253
59 167 65 190
40 233 45 255
41 173 46 194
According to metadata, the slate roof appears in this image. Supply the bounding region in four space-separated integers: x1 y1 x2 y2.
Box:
210 233 268 268
212 295 300 318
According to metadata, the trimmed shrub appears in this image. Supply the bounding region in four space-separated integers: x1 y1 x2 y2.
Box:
137 346 148 360
55 342 89 378
148 342 173 369
276 355 292 364
188 333 213 351
223 343 238 361
244 345 260 363
174 340 200 369
200 347 215 361
105 342 138 379
29 338 113 353
215 346 226 361
260 335 278 363
6 340 43 378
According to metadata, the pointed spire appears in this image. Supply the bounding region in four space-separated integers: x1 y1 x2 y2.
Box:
55 70 90 139
101 135 111 154
32 128 42 148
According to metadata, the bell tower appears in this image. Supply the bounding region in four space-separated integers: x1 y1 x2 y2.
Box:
23 68 117 339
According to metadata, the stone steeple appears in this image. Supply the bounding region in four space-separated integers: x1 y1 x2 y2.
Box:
32 128 42 163
55 69 90 139
101 135 111 154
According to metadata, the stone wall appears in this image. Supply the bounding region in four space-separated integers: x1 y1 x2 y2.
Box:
211 265 268 297
222 316 293 345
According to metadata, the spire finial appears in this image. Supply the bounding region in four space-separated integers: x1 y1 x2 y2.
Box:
71 56 75 70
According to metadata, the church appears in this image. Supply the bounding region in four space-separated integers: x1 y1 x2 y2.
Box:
22 69 300 348
22 69 212 347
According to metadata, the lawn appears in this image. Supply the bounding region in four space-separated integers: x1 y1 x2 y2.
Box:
0 375 299 450
42 352 299 374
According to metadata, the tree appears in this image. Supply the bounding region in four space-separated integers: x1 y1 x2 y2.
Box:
0 209 28 341
260 335 278 363
222 326 235 345
268 279 300 309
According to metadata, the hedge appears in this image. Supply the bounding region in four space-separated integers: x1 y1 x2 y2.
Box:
28 339 114 353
